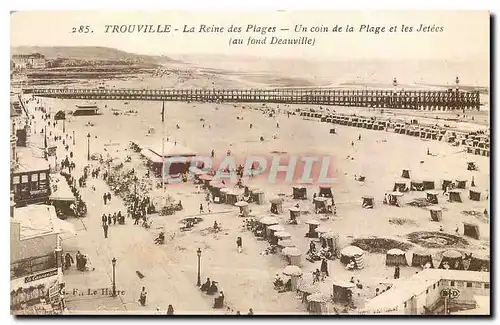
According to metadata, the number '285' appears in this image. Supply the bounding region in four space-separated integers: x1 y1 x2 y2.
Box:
72 26 91 33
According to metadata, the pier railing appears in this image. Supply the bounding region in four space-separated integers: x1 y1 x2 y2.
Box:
26 87 481 110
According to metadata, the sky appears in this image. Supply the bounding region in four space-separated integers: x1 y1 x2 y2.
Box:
10 10 490 61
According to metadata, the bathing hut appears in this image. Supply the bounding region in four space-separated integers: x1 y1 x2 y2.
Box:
411 251 434 268
305 219 320 238
386 249 408 266
340 246 364 269
321 232 339 254
442 179 453 191
410 180 424 191
251 189 265 205
235 201 249 218
393 180 409 192
210 183 225 203
456 179 467 189
448 189 463 203
469 189 482 201
439 250 464 270
289 207 300 224
293 186 307 200
219 187 230 204
361 196 374 208
226 190 241 205
275 231 292 241
332 281 355 305
426 191 440 204
282 247 302 266
401 169 411 179
463 222 480 240
468 253 490 271
429 206 443 222
307 293 331 315
199 174 213 188
73 104 99 116
270 198 283 214
282 266 303 291
318 185 333 198
313 196 328 213
388 192 404 207
54 110 66 120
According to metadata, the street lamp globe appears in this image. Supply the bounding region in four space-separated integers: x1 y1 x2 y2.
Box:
87 133 91 138
197 248 201 257
112 257 117 266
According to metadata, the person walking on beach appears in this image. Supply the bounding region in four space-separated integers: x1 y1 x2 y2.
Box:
236 236 243 253
103 223 109 239
207 202 211 213
112 213 117 225
167 305 174 315
394 265 400 279
107 192 112 202
101 213 107 224
139 287 147 306
321 258 329 278
200 204 204 214
108 214 112 225
103 193 107 205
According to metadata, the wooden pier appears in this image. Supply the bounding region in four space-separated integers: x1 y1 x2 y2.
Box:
26 87 481 110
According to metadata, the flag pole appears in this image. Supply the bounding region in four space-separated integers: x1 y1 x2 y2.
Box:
161 101 166 198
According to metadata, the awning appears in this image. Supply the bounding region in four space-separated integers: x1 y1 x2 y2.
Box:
52 217 77 240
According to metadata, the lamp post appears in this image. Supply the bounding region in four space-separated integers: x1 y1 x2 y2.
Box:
111 258 117 297
86 133 91 161
196 248 202 286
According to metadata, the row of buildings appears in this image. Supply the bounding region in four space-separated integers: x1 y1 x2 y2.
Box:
11 53 47 70
10 95 74 315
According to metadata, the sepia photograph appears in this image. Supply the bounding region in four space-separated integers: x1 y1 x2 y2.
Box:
9 10 490 316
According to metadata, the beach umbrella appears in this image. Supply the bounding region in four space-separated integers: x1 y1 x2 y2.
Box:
259 216 279 225
341 246 364 257
307 293 330 303
316 225 332 234
282 247 302 257
282 265 303 276
275 231 292 239
268 224 285 232
321 232 338 239
235 201 249 207
278 240 295 248
305 219 320 226
199 174 213 181
298 284 319 294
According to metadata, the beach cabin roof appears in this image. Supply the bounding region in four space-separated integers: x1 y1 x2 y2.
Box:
12 205 65 240
147 141 196 158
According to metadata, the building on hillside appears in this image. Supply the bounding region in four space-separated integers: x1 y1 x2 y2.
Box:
10 204 75 314
361 269 490 315
12 53 46 70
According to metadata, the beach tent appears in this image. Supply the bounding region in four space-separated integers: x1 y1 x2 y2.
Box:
411 251 434 268
388 192 404 207
307 293 331 314
340 246 364 269
456 179 467 189
385 248 408 266
401 169 411 179
199 174 213 188
313 196 328 213
410 180 425 191
277 239 296 253
282 247 302 266
235 201 249 218
54 110 66 120
393 180 409 192
442 179 453 191
429 206 443 222
321 232 340 253
439 250 464 270
251 189 265 205
282 266 303 291
467 253 490 272
293 186 307 200
270 198 283 214
289 207 300 224
448 189 463 203
426 191 440 204
463 222 480 240
332 281 355 304
305 219 320 238
218 187 229 204
469 189 482 201
422 180 436 190
226 190 241 206
361 196 374 209
318 185 333 198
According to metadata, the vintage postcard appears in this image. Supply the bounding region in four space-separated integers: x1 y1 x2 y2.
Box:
9 11 490 315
